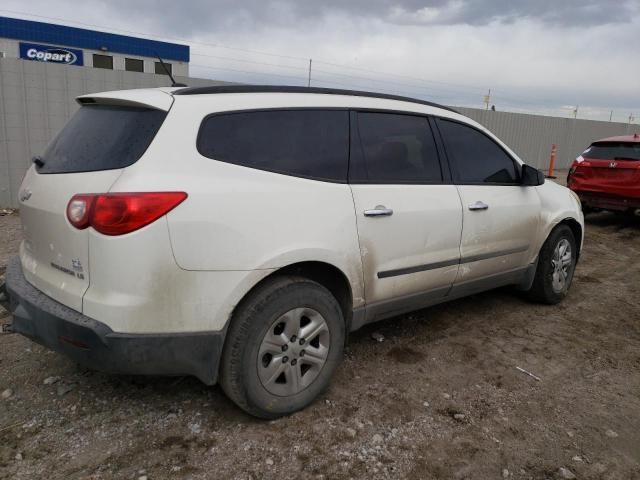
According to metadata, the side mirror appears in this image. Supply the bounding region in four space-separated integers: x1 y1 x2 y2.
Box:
521 164 545 186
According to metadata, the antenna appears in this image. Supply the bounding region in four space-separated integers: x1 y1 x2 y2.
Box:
156 54 187 87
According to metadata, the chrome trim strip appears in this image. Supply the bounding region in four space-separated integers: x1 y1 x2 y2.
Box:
377 245 530 279
377 258 459 279
459 245 529 264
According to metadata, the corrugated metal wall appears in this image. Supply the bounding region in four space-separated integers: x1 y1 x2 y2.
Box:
456 107 637 170
0 56 638 207
0 58 229 208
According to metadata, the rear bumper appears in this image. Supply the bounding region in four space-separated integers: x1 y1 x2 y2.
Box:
1 256 223 385
573 190 640 211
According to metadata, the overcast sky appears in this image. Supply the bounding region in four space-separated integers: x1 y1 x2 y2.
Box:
2 1 639 122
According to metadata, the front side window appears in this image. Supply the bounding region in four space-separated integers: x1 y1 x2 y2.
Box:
351 112 442 183
198 110 349 182
438 119 519 184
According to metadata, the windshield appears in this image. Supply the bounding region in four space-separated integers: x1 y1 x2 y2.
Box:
582 142 640 161
38 105 167 174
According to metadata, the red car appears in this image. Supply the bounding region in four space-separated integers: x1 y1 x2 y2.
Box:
567 133 640 214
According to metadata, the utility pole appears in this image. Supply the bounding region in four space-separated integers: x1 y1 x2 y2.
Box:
609 110 613 122
573 105 578 119
483 88 491 110
307 59 312 87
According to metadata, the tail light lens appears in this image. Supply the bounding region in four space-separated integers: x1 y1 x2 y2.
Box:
67 192 187 235
66 195 96 229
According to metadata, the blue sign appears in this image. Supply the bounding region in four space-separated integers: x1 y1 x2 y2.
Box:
19 42 84 66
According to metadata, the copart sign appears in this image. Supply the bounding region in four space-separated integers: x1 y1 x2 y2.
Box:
19 42 84 66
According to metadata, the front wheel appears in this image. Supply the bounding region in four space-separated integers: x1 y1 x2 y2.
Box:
219 276 345 419
526 225 577 304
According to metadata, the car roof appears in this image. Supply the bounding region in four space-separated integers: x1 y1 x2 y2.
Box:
173 85 458 114
73 85 525 164
593 133 640 143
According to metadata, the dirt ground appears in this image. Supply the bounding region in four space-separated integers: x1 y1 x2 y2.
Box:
1 192 639 479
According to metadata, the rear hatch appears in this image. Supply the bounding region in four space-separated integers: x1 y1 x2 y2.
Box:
570 141 640 197
18 101 168 311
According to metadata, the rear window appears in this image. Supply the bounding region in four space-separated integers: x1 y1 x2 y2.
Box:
583 142 640 161
38 105 167 174
197 110 349 182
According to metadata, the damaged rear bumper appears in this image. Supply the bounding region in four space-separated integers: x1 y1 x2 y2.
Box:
1 256 223 385
575 191 640 211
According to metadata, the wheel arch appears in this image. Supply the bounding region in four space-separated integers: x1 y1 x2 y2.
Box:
558 217 583 260
230 261 355 334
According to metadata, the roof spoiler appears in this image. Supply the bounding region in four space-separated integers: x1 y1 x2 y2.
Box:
77 89 174 111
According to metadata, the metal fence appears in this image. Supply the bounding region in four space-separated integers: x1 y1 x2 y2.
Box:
0 58 228 207
0 57 637 207
457 107 637 170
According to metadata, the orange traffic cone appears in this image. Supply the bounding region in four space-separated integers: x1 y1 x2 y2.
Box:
546 144 557 179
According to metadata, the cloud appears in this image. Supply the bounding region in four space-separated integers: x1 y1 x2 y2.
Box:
385 0 635 27
88 0 638 35
0 1 638 121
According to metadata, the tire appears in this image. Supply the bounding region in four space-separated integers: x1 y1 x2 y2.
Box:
526 224 577 305
219 275 345 419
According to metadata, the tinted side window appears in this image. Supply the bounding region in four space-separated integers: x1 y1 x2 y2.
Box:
352 112 442 183
39 105 167 174
198 110 349 182
438 119 519 184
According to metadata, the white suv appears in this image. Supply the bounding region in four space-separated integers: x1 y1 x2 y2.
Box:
1 86 584 418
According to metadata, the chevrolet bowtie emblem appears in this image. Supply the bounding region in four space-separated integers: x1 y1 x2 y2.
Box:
19 189 32 202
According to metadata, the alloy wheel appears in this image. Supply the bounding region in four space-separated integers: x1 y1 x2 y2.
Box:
257 307 331 396
551 238 573 293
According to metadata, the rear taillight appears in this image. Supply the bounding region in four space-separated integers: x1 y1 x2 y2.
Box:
66 194 96 229
67 192 187 235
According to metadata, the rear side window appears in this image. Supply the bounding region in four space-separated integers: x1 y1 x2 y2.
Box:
438 119 519 184
198 110 349 182
582 142 640 161
351 112 442 183
38 105 167 174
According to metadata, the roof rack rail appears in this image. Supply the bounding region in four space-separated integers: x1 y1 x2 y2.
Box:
173 85 457 113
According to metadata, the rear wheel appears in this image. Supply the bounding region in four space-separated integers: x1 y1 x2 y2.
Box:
526 225 577 304
220 276 345 419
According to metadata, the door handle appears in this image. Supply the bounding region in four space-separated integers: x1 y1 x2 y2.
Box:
468 201 489 211
364 205 394 217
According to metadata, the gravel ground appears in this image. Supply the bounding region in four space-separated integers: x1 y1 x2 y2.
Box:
1 201 639 480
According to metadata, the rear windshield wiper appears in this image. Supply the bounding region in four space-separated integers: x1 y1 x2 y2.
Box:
614 156 639 161
32 156 45 168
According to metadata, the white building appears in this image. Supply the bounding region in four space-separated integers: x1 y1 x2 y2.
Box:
0 16 233 208
0 16 189 76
